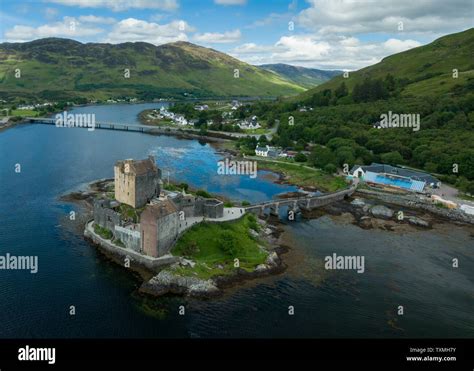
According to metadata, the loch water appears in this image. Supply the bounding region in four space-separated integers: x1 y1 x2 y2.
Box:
0 103 472 338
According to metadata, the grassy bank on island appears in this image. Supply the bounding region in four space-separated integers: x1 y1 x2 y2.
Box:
170 213 268 279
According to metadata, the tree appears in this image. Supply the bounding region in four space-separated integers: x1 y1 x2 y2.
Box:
381 151 404 166
258 135 268 144
295 152 307 162
324 163 337 174
384 73 396 92
309 145 336 168
335 82 348 98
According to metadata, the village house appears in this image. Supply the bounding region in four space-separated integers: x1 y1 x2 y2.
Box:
255 144 280 158
231 100 241 110
195 104 209 111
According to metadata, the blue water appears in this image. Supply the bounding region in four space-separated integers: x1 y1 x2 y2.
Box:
375 175 413 190
0 103 473 338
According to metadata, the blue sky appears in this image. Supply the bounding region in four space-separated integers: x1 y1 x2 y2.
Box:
0 0 472 70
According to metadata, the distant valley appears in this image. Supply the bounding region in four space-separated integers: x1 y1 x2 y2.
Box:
259 63 342 89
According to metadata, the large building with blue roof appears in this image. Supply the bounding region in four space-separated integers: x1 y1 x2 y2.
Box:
349 163 441 193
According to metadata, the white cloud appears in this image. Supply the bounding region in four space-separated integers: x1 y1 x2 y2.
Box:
233 0 468 69
214 0 247 5
4 16 104 42
193 29 241 44
231 34 421 70
78 15 116 24
382 38 421 53
104 18 193 45
297 0 473 36
46 0 179 12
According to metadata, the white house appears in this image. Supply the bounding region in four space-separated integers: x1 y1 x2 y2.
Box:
255 145 280 158
350 166 366 178
174 115 188 126
237 120 261 130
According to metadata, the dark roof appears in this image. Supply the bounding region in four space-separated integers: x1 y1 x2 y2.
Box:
351 163 440 184
116 156 158 176
142 199 178 219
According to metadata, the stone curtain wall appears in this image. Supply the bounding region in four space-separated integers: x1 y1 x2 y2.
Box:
114 225 141 252
93 200 122 235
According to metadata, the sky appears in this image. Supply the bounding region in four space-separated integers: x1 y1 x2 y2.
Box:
0 0 472 70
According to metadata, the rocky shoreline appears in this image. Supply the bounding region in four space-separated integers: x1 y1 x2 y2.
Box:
61 173 473 301
315 193 474 235
61 177 289 299
139 248 286 299
138 222 287 299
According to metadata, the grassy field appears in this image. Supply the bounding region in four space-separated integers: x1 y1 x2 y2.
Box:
171 214 267 279
255 159 347 191
0 109 39 117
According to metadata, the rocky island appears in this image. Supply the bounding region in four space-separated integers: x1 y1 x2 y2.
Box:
80 156 287 299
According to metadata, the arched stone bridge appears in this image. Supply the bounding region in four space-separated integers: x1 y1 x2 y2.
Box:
245 186 356 216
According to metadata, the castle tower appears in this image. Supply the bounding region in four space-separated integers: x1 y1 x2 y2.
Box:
114 156 161 208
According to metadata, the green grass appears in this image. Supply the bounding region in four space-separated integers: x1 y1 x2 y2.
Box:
94 223 113 240
0 39 305 100
170 214 267 279
256 159 347 191
7 109 39 117
119 204 143 223
457 193 474 201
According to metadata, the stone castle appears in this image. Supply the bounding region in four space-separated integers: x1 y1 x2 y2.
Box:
93 156 224 258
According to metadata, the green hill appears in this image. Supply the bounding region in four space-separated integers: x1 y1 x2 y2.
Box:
243 28 474 194
298 28 474 101
0 38 305 101
258 63 342 89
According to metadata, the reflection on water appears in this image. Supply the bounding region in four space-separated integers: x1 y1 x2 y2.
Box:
0 104 472 338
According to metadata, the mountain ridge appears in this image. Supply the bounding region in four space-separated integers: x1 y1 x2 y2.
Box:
297 27 474 101
0 38 306 101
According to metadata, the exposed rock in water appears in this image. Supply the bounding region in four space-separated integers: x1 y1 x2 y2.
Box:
351 198 366 208
370 205 394 220
140 270 221 298
266 251 280 267
358 216 374 229
407 216 431 228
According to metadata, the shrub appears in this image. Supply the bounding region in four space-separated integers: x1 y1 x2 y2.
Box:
295 152 308 162
196 189 212 198
324 163 337 174
218 230 239 257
